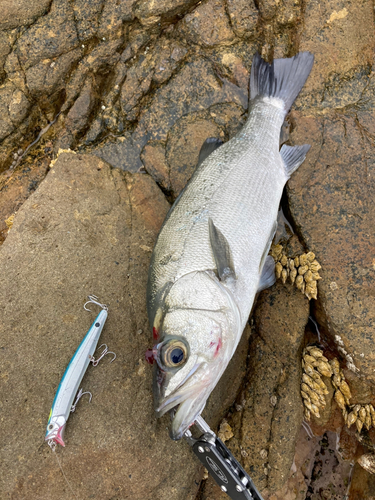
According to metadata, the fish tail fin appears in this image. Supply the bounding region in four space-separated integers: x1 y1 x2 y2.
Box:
250 52 314 112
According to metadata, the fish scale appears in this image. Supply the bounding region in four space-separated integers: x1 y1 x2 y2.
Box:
147 51 314 441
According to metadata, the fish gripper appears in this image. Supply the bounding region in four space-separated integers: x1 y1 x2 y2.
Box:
184 415 264 500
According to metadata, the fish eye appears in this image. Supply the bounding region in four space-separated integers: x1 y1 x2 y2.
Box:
159 339 188 369
48 424 54 431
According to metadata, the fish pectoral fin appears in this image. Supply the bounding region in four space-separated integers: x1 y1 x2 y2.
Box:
208 218 236 281
257 255 276 292
280 144 311 177
197 138 223 167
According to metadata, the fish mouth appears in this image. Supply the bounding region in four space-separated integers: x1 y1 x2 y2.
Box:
155 362 211 440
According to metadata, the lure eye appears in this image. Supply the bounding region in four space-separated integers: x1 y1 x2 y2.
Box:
160 339 188 369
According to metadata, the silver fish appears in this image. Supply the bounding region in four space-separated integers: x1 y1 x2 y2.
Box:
147 52 314 440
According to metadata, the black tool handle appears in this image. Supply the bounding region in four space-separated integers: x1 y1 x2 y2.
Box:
192 437 264 500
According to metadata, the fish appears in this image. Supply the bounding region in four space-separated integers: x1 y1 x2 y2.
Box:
45 296 108 447
147 52 314 440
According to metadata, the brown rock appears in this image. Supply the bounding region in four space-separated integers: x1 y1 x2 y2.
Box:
16 0 79 70
25 48 83 103
0 151 250 499
297 0 375 106
141 142 171 192
349 463 375 500
0 83 31 142
166 116 223 197
134 0 200 26
72 0 104 42
133 57 247 147
287 111 375 382
0 32 11 81
0 146 52 244
258 0 277 20
64 76 97 142
179 0 236 47
98 0 137 38
0 0 51 30
238 283 309 492
226 0 259 39
120 38 188 121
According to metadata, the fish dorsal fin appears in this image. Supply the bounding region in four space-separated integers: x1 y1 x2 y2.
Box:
257 255 276 292
208 218 235 281
280 144 311 177
197 138 223 167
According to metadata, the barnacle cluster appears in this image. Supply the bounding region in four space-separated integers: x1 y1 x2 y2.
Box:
270 245 321 300
301 346 332 420
344 404 375 433
330 357 352 413
301 346 375 437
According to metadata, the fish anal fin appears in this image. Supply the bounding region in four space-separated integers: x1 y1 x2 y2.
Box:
198 138 223 167
280 144 311 177
208 218 235 281
257 255 276 292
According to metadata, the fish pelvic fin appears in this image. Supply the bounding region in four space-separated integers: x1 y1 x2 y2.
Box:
257 255 276 292
250 52 314 113
280 144 311 178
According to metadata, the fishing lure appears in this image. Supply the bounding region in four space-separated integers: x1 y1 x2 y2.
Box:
45 295 115 448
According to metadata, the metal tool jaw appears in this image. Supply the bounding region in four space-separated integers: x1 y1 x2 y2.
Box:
184 415 264 500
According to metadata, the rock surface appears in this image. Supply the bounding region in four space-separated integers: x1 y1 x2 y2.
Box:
0 152 250 499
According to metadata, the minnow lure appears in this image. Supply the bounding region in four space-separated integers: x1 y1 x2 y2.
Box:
45 295 115 447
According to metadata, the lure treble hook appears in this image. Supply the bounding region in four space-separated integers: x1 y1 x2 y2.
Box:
90 344 117 367
84 295 108 312
70 388 93 413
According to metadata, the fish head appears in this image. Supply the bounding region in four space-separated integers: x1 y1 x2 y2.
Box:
153 307 237 440
45 414 66 446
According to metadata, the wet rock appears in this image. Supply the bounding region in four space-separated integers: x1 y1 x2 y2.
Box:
275 0 302 27
141 142 171 192
72 0 104 42
0 32 11 81
0 152 52 244
0 0 51 30
179 0 236 47
134 0 200 26
349 462 375 500
98 0 137 38
120 38 188 121
133 57 246 146
0 83 31 142
15 0 79 70
25 48 83 106
239 283 309 492
226 0 259 39
91 135 144 173
64 76 97 143
166 115 223 197
0 151 249 499
257 0 277 21
287 111 375 383
297 0 375 107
